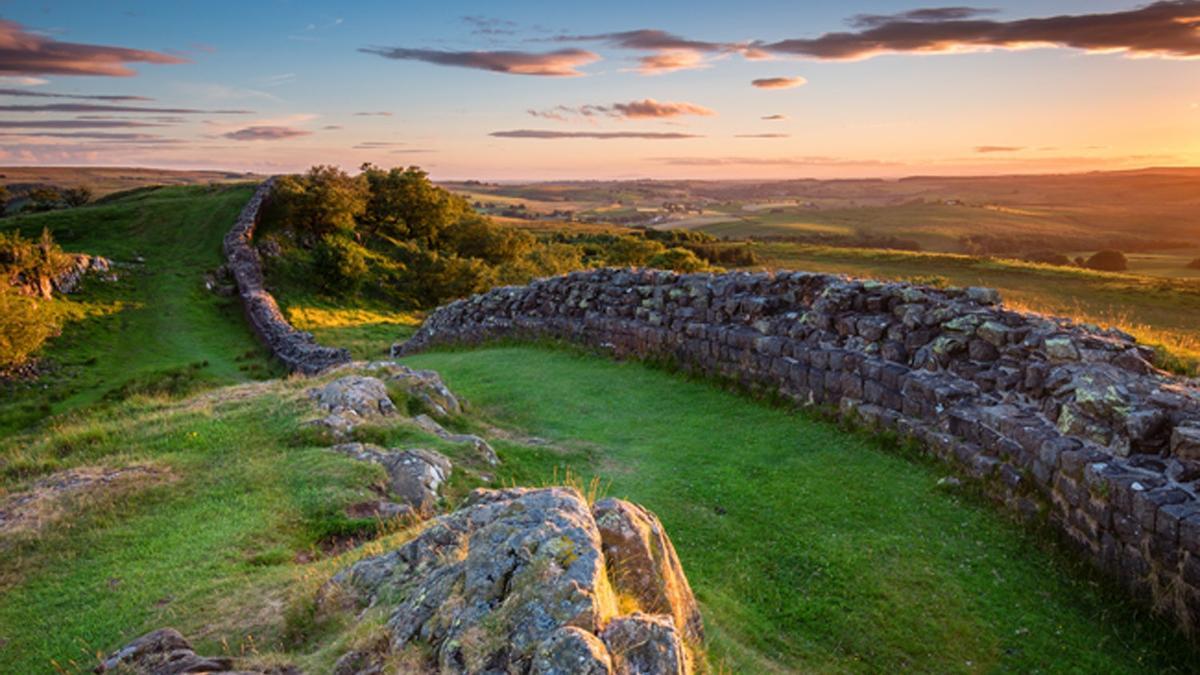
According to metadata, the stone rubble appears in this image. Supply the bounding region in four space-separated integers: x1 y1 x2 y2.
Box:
395 267 1200 632
331 442 451 517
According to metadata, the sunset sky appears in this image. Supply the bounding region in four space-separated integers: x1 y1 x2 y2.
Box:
1 1 1199 179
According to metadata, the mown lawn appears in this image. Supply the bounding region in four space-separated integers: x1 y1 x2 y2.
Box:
404 345 1200 673
0 185 280 436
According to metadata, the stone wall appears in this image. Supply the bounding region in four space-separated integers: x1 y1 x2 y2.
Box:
396 268 1200 631
223 180 350 375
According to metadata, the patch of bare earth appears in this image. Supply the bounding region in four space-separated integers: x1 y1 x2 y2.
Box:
0 464 175 541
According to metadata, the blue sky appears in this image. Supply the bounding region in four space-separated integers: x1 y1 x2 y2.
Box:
0 1 1197 178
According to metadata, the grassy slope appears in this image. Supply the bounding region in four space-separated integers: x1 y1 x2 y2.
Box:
742 243 1200 374
0 185 279 436
403 346 1198 673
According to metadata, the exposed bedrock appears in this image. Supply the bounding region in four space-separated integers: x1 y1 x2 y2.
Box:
223 180 350 375
395 267 1200 632
325 486 701 674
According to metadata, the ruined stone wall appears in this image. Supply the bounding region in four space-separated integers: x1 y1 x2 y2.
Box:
223 180 350 375
396 268 1200 631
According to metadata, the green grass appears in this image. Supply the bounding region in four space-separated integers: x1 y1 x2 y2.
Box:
0 184 280 435
402 345 1200 674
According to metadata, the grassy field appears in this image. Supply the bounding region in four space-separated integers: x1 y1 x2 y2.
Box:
0 184 279 436
3 346 1199 673
0 166 264 199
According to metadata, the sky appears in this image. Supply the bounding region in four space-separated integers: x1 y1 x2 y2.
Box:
0 0 1198 179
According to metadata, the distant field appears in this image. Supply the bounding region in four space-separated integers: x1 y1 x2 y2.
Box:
0 166 264 199
446 168 1200 263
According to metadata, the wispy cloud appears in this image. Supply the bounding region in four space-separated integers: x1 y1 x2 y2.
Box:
0 119 166 129
528 98 715 121
974 145 1024 153
462 16 518 37
353 141 406 149
0 88 153 101
751 76 807 89
490 129 701 140
354 111 393 117
650 155 901 167
0 19 187 76
0 103 251 114
735 133 790 138
761 114 788 120
223 125 312 141
763 2 1200 61
359 46 599 76
547 28 761 74
0 131 182 144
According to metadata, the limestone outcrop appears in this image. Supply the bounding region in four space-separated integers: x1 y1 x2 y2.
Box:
95 627 297 674
395 268 1200 632
223 180 350 375
324 487 701 674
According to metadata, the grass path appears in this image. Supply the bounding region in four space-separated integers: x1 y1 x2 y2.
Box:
0 185 278 435
405 345 1200 673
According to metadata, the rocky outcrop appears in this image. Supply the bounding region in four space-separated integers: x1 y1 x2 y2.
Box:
308 375 398 437
332 443 451 517
413 413 500 465
10 253 115 299
324 487 700 674
395 268 1200 632
223 180 350 375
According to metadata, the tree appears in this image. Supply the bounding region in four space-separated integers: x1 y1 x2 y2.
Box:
359 164 469 247
604 236 666 266
0 184 9 216
1085 249 1128 272
62 186 94 207
312 233 370 295
264 166 367 243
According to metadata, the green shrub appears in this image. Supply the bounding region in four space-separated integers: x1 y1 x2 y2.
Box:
0 286 57 369
647 247 708 272
1085 249 1128 272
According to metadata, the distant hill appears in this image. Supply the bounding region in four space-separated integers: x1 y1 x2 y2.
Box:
0 166 264 198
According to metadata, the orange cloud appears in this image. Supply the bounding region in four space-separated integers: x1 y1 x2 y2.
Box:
0 20 187 77
359 46 599 76
975 145 1024 153
751 77 807 89
636 49 707 74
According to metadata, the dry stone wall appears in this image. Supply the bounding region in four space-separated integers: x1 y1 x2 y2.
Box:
223 180 350 375
396 268 1200 631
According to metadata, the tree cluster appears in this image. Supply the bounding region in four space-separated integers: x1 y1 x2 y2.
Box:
260 165 719 308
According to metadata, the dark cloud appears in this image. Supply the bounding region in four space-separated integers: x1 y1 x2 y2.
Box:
764 2 1200 60
354 111 393 117
0 103 250 114
75 114 187 123
222 125 311 141
322 125 343 130
975 145 1024 153
761 114 788 120
848 7 998 29
490 129 701 140
752 77 807 89
735 133 790 138
0 19 187 76
0 119 165 128
0 131 181 143
528 98 714 121
0 88 153 101
359 46 599 76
